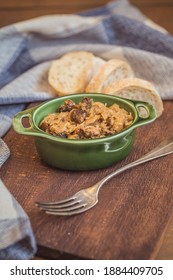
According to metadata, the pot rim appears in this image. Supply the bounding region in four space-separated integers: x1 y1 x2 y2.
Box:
13 93 156 144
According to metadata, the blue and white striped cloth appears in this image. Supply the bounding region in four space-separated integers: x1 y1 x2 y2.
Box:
0 0 173 259
0 180 36 260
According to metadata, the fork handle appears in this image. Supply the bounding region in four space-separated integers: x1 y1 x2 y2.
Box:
97 135 173 190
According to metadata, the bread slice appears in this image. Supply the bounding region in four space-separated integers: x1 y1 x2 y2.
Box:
85 59 134 93
103 78 163 117
48 51 105 96
92 56 106 76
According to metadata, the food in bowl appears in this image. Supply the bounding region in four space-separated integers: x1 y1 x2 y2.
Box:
13 93 156 170
39 97 133 139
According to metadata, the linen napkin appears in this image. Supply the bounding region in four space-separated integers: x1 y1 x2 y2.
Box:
1 0 173 259
0 180 36 260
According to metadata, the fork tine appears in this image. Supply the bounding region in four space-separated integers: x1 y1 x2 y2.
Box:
35 195 76 207
35 188 98 216
40 203 86 213
37 200 81 210
45 204 89 216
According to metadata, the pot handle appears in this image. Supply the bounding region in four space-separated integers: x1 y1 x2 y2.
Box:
132 101 156 129
13 106 40 136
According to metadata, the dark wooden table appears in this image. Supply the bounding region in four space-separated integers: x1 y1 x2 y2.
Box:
1 0 173 260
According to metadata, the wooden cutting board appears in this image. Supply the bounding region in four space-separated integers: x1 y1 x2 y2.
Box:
1 101 173 260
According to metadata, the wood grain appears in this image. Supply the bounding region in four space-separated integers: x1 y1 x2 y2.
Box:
156 214 173 259
1 0 173 8
0 0 109 8
1 102 173 260
132 0 173 5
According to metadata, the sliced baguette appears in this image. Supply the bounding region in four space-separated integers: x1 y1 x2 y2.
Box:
85 59 134 93
103 78 163 117
48 51 105 96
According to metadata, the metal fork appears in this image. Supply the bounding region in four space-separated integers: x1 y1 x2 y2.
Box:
35 135 173 216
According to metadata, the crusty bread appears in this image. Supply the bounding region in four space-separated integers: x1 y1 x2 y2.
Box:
92 56 106 76
48 52 163 118
48 51 105 96
85 59 134 93
103 78 163 117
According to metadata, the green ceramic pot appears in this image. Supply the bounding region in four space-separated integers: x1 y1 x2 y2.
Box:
13 93 156 170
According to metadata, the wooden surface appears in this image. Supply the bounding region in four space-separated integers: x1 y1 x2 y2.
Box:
1 102 173 260
1 0 173 260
